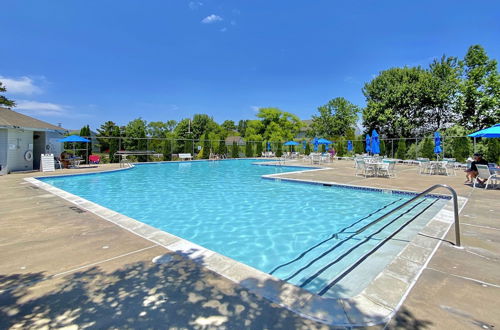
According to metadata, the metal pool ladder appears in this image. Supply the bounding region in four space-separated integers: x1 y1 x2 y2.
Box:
355 184 462 247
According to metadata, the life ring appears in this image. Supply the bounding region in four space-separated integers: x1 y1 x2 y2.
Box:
24 150 33 161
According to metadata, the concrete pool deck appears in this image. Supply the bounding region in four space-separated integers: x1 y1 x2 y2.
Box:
1 161 499 329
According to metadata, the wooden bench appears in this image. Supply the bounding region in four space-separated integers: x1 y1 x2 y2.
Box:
178 153 193 161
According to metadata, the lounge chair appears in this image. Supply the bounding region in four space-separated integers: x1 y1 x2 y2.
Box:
474 164 499 189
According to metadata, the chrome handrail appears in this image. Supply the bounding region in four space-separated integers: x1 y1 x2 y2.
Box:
354 184 461 247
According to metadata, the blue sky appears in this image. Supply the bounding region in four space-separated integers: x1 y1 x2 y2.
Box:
1 0 499 130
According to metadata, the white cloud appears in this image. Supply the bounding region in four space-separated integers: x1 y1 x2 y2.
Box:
15 100 66 116
0 76 43 95
201 14 222 24
250 106 260 112
189 1 203 10
220 27 227 32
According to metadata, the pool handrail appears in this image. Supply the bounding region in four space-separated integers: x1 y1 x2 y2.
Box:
354 184 461 247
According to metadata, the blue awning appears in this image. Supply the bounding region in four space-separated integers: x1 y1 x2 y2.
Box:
58 135 91 143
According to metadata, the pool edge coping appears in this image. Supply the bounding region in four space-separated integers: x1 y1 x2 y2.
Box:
23 163 468 327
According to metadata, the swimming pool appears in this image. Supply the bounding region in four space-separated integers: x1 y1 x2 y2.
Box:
40 159 447 298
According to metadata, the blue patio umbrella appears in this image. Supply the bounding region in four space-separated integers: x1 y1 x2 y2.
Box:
468 123 500 138
317 138 332 152
365 134 371 153
58 135 91 143
371 130 380 155
347 140 353 152
58 135 91 161
316 138 332 144
266 142 271 151
284 140 299 152
434 132 442 155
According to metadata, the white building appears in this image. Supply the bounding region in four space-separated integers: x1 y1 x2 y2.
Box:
0 107 67 174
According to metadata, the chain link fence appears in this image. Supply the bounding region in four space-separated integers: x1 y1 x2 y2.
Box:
66 135 499 164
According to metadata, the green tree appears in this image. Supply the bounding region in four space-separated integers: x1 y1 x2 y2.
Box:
380 140 386 156
426 55 462 131
354 137 364 154
0 81 15 107
444 125 472 162
363 67 433 138
276 142 283 157
255 141 263 157
201 134 210 159
221 120 236 132
97 121 119 152
237 120 248 137
457 45 500 130
231 141 239 158
485 138 500 163
256 108 302 142
217 139 227 156
124 118 148 161
310 97 360 137
305 142 311 155
395 139 407 160
245 141 254 157
108 126 120 163
78 125 92 162
420 136 435 159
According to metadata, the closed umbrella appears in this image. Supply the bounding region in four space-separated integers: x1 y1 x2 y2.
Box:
302 140 307 150
313 138 319 152
371 130 380 155
266 142 271 151
434 132 442 158
347 140 353 152
365 134 371 154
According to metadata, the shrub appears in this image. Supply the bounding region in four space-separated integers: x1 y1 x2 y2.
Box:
217 140 227 156
354 138 364 154
380 140 386 156
420 137 435 159
305 142 311 155
276 142 283 157
485 138 500 163
201 136 210 159
395 139 406 159
245 141 254 157
231 141 239 158
162 139 171 161
256 141 263 157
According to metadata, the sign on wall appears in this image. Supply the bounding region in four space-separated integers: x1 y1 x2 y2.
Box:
41 154 55 172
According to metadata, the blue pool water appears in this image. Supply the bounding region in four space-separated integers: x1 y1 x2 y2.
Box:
40 160 445 297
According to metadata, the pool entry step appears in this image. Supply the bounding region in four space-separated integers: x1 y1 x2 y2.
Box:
270 197 440 298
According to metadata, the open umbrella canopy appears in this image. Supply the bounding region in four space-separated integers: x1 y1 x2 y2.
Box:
58 135 90 143
468 123 500 138
316 138 332 144
434 132 443 154
347 140 353 152
365 134 371 153
283 141 300 146
371 130 380 154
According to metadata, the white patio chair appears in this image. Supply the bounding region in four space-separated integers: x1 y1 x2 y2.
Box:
378 161 396 178
474 164 499 189
419 160 431 175
355 160 375 177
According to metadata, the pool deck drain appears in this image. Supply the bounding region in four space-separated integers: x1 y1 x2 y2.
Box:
1 161 499 329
